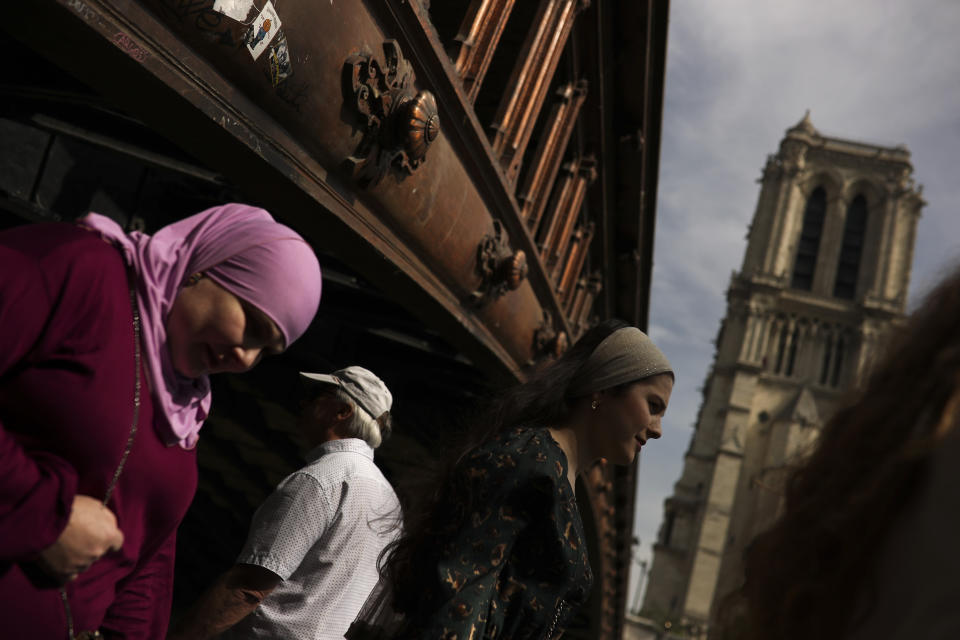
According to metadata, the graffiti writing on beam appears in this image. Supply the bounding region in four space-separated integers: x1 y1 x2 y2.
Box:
113 32 149 63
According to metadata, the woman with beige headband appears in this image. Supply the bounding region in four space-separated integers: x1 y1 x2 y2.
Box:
347 319 673 640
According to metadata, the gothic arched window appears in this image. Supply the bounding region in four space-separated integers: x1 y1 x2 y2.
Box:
834 194 868 299
785 326 800 377
831 336 845 387
820 334 834 385
662 510 676 547
791 187 827 291
774 325 789 374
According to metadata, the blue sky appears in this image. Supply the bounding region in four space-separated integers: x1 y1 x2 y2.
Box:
629 0 960 607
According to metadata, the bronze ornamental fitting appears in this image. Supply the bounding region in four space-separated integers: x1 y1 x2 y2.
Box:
531 311 568 364
497 248 528 291
343 40 440 187
470 221 528 305
397 91 439 165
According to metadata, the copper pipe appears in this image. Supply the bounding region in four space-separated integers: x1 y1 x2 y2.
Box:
518 80 587 232
454 0 518 102
490 0 586 183
556 227 584 292
536 156 581 256
560 221 594 307
548 157 596 278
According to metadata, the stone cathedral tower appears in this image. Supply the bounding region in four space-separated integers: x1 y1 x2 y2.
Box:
642 113 925 631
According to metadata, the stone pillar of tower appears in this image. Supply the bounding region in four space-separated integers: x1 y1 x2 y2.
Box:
641 113 925 633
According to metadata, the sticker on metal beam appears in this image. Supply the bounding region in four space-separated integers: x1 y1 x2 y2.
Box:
268 34 293 87
245 1 282 61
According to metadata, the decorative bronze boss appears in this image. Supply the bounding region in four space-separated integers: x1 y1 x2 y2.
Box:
343 40 439 186
471 220 528 305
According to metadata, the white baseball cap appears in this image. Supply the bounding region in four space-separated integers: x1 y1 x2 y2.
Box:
299 365 393 419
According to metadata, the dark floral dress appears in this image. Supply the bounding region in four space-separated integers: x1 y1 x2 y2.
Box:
405 427 593 640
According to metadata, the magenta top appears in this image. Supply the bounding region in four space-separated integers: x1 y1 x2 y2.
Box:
0 223 197 638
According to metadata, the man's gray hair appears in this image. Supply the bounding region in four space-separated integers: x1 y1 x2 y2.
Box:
333 388 389 448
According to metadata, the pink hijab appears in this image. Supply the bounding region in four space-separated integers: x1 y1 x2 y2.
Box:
83 203 322 449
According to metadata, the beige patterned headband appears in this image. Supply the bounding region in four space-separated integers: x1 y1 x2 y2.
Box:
568 327 673 397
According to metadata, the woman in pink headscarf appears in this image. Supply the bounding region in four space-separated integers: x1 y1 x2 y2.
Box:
0 203 322 639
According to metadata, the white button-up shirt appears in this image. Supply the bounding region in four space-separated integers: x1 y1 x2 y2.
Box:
223 438 401 640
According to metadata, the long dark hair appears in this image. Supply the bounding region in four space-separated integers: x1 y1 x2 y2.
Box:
717 265 960 639
382 318 630 619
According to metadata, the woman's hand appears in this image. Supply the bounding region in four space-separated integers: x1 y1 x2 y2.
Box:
38 494 124 582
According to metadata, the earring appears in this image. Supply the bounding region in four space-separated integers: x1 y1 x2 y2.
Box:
591 399 600 410
186 272 203 286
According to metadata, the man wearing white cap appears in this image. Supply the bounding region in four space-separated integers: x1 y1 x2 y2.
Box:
170 366 401 640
